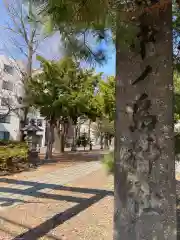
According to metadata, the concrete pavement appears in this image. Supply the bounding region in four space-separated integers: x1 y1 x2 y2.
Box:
0 161 102 211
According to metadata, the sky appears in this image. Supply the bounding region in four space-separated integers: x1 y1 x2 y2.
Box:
0 0 115 76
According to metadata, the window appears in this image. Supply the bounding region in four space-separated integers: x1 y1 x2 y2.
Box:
4 64 14 75
1 98 11 106
2 81 13 91
0 131 10 140
37 119 43 127
0 115 11 123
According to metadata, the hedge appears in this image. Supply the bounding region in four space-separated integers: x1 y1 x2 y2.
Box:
102 151 114 174
0 140 29 172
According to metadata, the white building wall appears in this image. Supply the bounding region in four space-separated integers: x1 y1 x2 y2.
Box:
0 114 21 141
0 55 46 143
0 55 24 141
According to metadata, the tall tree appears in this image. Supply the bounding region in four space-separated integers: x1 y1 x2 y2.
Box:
98 76 115 122
28 56 70 158
59 64 101 151
3 0 44 140
80 70 103 150
92 117 114 149
95 76 115 149
28 0 177 238
29 56 101 155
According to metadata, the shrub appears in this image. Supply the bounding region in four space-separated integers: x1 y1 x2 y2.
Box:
102 151 114 174
0 140 21 145
0 141 29 172
0 140 28 148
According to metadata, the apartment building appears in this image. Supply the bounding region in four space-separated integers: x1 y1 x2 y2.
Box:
0 55 24 140
0 55 46 144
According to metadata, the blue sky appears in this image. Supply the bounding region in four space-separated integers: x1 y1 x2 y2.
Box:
0 0 115 76
95 39 115 76
95 54 115 76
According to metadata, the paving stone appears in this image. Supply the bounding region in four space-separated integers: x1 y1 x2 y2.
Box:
0 161 101 211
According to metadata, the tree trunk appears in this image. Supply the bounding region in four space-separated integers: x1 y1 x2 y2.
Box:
54 123 65 153
77 122 81 139
88 119 92 150
64 121 69 147
60 128 65 153
45 121 54 160
20 107 29 141
71 123 77 151
54 127 60 153
114 4 176 240
109 136 112 146
100 132 104 150
20 28 33 142
104 133 109 149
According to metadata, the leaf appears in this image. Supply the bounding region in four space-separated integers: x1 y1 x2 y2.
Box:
29 56 103 123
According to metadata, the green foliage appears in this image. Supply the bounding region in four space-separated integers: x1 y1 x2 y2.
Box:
102 151 114 174
101 118 114 137
175 94 180 121
29 56 102 124
28 0 180 69
98 76 115 121
92 76 115 137
26 0 117 64
91 75 115 143
0 141 28 171
0 140 28 148
175 113 180 123
92 118 114 140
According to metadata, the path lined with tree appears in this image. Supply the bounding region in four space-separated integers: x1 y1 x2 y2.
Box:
0 0 179 239
27 0 179 239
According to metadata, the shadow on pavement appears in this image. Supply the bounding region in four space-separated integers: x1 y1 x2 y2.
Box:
0 177 113 239
0 216 62 240
1 177 178 239
39 150 106 165
0 196 43 207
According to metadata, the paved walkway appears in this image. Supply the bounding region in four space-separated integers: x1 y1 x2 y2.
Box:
0 151 179 239
0 161 102 211
0 152 114 240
